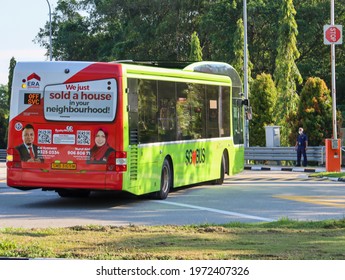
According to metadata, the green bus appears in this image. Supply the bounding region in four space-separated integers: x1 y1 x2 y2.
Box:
7 61 244 199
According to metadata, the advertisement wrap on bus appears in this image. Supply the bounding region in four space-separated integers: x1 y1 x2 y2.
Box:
6 61 245 199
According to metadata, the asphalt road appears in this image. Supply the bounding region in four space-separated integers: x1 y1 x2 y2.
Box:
1 163 345 228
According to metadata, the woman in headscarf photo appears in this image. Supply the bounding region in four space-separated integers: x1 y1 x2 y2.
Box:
88 128 115 164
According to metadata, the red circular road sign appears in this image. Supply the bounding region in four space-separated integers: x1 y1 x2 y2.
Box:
324 25 343 44
326 26 341 42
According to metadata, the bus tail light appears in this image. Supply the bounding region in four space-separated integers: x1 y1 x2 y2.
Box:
106 151 127 172
115 151 127 172
6 148 21 168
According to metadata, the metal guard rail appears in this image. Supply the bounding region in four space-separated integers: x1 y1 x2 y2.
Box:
245 146 326 165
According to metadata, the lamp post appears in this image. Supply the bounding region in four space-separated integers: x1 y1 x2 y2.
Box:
243 0 249 148
46 0 52 61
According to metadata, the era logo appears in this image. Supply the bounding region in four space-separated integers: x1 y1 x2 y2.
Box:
26 73 41 89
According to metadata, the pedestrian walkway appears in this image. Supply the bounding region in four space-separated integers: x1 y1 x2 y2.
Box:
244 164 327 173
244 164 345 182
0 163 5 175
0 163 6 183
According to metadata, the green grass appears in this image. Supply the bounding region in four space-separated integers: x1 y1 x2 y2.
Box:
309 172 345 178
1 219 345 260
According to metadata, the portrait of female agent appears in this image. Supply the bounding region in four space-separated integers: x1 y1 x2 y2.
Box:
88 128 115 163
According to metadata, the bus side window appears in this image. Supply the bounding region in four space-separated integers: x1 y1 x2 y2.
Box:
128 78 139 144
232 98 244 144
221 86 231 137
157 81 176 142
206 85 220 138
176 83 205 140
137 79 158 143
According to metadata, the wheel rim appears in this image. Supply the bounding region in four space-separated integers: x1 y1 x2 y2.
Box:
161 165 170 194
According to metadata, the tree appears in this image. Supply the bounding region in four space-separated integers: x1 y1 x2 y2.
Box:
36 0 205 62
273 0 302 145
0 84 9 148
189 31 203 61
36 0 103 61
249 73 277 146
292 77 333 146
247 0 281 76
200 0 240 62
231 18 245 78
0 57 16 148
7 57 16 106
232 18 254 84
294 0 345 104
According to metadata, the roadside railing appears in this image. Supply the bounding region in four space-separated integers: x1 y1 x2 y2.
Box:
244 146 326 166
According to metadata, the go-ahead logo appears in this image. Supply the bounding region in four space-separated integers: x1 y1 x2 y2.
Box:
185 148 206 166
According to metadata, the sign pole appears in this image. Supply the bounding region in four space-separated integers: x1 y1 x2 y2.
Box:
46 0 52 61
331 0 337 140
243 0 249 148
324 0 342 172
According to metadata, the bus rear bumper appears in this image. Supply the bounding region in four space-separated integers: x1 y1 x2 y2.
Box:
6 168 123 191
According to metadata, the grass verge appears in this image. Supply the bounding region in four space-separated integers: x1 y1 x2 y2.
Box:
1 218 345 260
309 172 345 179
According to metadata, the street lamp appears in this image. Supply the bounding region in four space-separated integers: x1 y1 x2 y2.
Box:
46 0 52 61
243 0 249 148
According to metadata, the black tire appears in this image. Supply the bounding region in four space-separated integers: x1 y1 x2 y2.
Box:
214 155 225 185
153 159 172 200
57 189 90 198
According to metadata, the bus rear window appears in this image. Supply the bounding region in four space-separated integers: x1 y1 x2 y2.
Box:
44 79 117 122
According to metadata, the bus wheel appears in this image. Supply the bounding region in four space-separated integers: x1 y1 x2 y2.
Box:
57 189 90 198
154 159 172 200
214 155 225 185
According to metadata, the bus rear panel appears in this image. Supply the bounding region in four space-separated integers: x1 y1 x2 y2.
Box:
7 62 126 194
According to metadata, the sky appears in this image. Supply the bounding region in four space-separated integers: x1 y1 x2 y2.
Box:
0 0 58 85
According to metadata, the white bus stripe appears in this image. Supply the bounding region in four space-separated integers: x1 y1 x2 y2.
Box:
154 200 276 222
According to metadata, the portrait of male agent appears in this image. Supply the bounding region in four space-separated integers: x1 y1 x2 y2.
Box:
15 124 43 162
295 127 308 167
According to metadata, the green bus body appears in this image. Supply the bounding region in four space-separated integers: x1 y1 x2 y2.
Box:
121 62 244 197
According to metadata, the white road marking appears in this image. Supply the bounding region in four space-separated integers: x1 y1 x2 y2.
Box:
155 200 276 222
